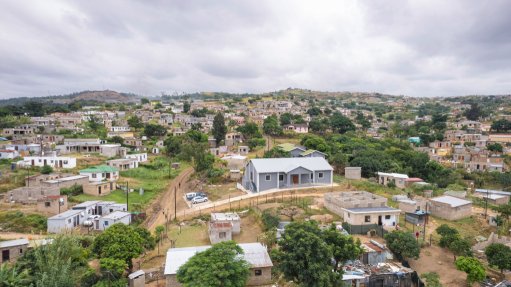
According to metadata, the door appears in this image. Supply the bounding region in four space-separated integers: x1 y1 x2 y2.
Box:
2 250 10 262
292 175 299 185
378 215 382 226
98 186 102 195
44 159 47 166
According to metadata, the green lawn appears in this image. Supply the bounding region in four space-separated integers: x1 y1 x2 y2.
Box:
71 157 189 210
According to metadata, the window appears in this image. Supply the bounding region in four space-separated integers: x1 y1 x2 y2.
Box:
250 172 253 181
265 175 271 181
385 215 391 220
219 232 226 239
310 173 313 180
45 202 51 207
104 221 109 226
254 269 262 276
279 174 284 181
365 216 371 223
19 249 23 254
92 173 97 178
68 219 71 223
318 172 324 178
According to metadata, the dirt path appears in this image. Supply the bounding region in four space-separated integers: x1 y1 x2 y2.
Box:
144 167 194 231
0 232 46 240
409 245 467 287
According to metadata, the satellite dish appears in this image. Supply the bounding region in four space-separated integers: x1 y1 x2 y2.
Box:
59 198 65 205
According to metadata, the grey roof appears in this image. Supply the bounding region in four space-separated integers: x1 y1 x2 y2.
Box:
0 238 29 248
344 207 401 213
48 209 83 220
430 196 471 207
72 201 101 209
128 270 145 279
250 157 333 173
101 211 130 220
164 242 273 275
475 189 511 196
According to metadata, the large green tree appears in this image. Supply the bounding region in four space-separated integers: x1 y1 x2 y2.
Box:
384 231 420 261
127 115 144 130
177 241 250 287
322 225 363 269
455 256 485 285
274 221 342 287
236 122 261 139
212 112 227 146
330 112 355 134
144 124 167 137
263 115 283 136
485 243 511 274
92 223 144 269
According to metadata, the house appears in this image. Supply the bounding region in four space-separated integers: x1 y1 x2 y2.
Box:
125 153 148 163
345 167 362 179
96 211 131 231
37 195 68 215
107 158 139 171
324 191 400 229
475 189 511 205
429 196 472 221
208 213 241 244
225 132 242 146
0 239 29 264
0 149 19 159
5 186 60 203
221 154 247 170
283 123 309 133
47 209 84 233
238 146 249 155
360 240 390 265
100 144 126 158
376 172 409 188
164 243 273 287
41 175 89 189
242 157 333 192
21 156 76 169
80 165 119 182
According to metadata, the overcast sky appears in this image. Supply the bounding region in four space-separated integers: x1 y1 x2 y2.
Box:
1 0 510 99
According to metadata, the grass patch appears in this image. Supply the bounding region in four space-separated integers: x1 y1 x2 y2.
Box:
168 224 209 247
0 211 47 233
71 157 189 210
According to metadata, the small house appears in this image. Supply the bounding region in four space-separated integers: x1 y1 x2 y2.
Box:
238 146 249 155
37 195 68 215
376 172 409 188
21 156 76 169
79 165 119 182
429 196 472 221
345 167 362 179
47 209 84 233
96 211 131 231
0 238 29 264
107 158 139 171
0 149 19 159
164 243 273 287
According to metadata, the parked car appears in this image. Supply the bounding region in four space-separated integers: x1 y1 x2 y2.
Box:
186 192 207 201
192 196 208 204
186 192 197 201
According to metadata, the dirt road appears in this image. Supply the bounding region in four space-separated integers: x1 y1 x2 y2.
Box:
144 167 194 231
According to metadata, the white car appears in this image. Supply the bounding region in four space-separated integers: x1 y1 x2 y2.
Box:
192 196 208 204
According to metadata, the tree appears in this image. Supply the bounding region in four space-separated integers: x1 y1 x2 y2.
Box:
280 112 293 125
87 115 102 132
109 136 124 145
330 112 355 134
274 221 342 287
40 165 53 175
236 122 261 139
384 231 420 260
140 98 150 104
127 116 143 130
485 243 511 273
247 138 265 150
455 256 485 285
436 224 459 248
497 203 511 222
194 150 215 173
464 103 483 121
263 147 291 158
183 101 191 113
487 143 503 153
99 258 127 282
212 113 227 146
491 119 511 133
449 237 472 259
134 226 156 250
92 223 144 269
322 225 362 269
263 115 283 136
164 135 183 156
144 124 167 137
261 210 280 231
307 107 322 117
308 117 330 134
176 241 250 287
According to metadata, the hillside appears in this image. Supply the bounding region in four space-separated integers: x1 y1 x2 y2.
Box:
0 90 139 106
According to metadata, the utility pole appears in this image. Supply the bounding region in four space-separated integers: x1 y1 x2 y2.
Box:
423 203 428 241
174 187 177 220
126 181 129 212
484 189 488 219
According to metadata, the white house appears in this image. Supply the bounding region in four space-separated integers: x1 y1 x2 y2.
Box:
47 209 84 233
125 153 148 163
21 156 76 169
79 165 119 182
96 211 131 231
110 126 131 132
0 149 19 159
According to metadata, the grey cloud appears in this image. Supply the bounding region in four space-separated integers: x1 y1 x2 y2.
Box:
0 0 511 99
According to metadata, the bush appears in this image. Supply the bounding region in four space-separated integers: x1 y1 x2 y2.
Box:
261 211 280 231
421 272 442 287
40 165 53 174
60 184 83 196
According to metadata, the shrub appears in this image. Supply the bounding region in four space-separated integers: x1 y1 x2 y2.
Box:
40 165 53 174
261 211 280 231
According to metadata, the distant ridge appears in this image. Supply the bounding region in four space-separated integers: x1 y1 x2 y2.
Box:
0 90 140 106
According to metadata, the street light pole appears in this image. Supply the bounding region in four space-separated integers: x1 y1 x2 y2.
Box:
126 181 129 212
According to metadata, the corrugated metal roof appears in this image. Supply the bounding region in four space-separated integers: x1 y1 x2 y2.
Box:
0 238 29 248
344 207 401 213
79 165 118 173
430 195 471 207
164 243 273 275
250 157 333 173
